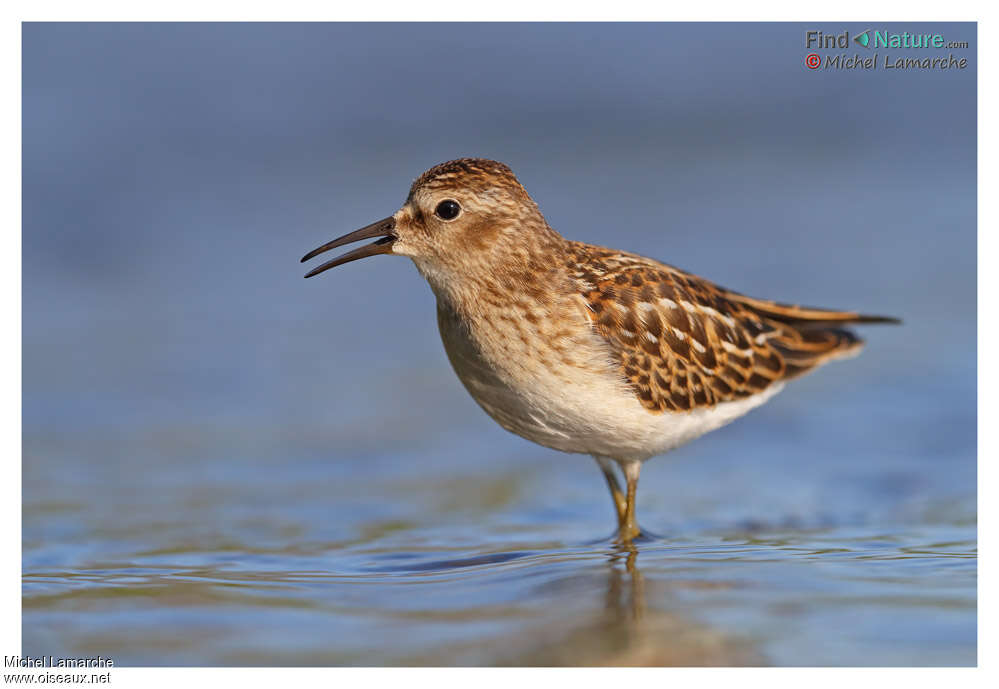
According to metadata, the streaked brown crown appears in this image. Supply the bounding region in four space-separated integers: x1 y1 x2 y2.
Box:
408 158 528 199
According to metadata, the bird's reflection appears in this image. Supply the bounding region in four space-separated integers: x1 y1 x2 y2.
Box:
511 542 763 666
604 544 646 624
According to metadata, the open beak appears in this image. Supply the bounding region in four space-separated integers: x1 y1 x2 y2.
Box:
300 216 397 278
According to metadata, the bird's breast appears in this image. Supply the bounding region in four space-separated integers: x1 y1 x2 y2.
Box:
434 296 656 458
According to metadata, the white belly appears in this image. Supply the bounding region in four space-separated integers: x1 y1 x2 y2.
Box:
436 300 783 462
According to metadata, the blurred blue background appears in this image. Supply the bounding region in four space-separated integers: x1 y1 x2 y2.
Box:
23 23 975 666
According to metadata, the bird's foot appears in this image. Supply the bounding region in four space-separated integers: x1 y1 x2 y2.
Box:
615 519 642 545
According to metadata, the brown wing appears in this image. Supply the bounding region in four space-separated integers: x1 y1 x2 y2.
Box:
565 243 899 413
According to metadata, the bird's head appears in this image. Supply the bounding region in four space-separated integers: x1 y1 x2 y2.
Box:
301 158 557 289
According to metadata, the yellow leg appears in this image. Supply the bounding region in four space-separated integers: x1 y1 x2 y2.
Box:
619 461 642 543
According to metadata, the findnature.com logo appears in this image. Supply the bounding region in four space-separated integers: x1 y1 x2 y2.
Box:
803 28 970 71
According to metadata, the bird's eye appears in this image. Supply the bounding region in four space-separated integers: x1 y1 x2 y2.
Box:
434 200 461 220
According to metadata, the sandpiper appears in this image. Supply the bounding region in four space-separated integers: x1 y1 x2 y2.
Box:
301 158 898 542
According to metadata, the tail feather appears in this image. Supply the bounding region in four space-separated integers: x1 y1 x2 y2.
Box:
725 292 902 327
769 326 865 380
722 293 899 381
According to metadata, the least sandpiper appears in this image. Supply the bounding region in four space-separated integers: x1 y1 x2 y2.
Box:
302 158 898 542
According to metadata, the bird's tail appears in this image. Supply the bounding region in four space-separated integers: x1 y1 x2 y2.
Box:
724 293 900 380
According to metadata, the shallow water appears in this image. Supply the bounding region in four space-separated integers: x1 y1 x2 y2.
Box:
22 510 975 666
22 22 976 666
22 416 977 665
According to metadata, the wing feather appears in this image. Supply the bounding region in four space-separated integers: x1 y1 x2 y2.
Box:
564 242 898 413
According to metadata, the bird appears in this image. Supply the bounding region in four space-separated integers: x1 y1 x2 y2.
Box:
301 158 898 543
